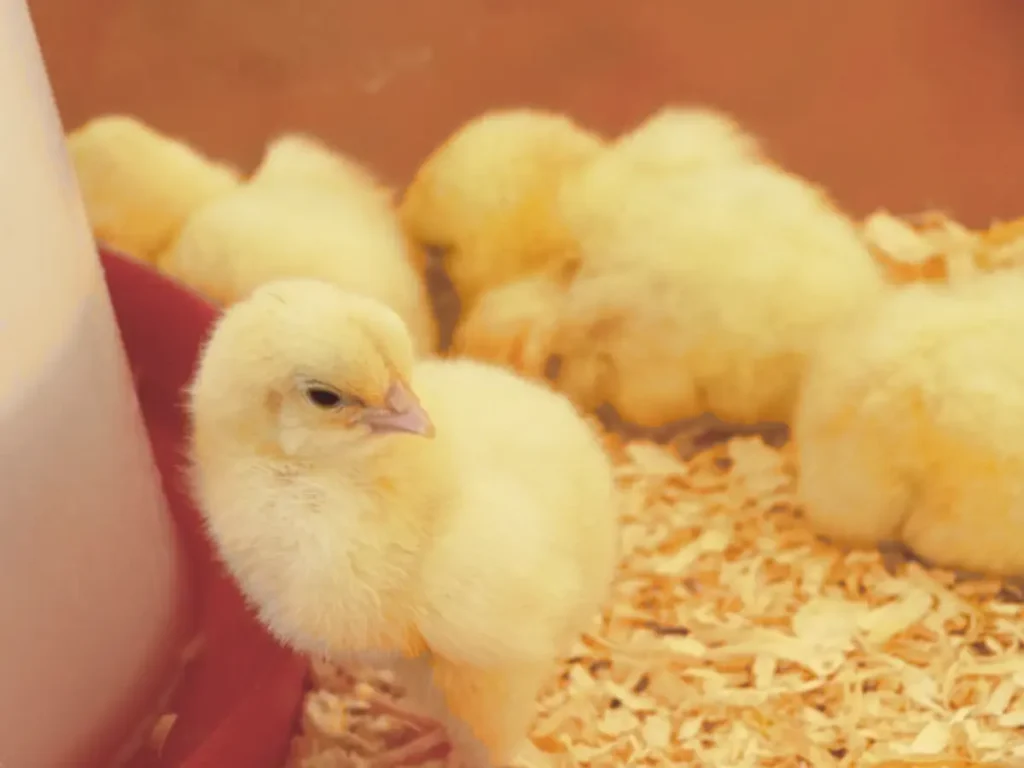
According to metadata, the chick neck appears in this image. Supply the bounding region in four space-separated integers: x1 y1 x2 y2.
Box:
305 427 453 499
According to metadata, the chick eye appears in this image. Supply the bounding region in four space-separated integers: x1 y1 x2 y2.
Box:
302 384 353 410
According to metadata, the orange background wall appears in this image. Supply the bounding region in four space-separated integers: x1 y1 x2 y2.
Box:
29 0 1024 227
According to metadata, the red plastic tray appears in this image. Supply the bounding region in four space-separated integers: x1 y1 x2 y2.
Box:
99 247 308 768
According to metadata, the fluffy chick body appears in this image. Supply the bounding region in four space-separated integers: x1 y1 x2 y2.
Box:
451 270 569 375
161 134 437 354
67 114 240 262
188 280 618 764
535 109 886 427
400 108 604 310
795 270 1024 577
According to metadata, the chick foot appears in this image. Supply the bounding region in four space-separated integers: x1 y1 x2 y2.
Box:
345 684 450 766
998 577 1024 603
442 738 496 768
358 689 447 734
370 727 450 767
424 250 460 353
950 570 1024 604
680 415 790 453
876 547 1024 603
594 404 789 456
366 715 496 768
361 705 497 768
877 539 921 576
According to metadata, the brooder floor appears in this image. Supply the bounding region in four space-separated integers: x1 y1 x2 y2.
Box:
285 434 1024 768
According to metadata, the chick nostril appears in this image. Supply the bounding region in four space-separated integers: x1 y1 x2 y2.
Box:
543 354 563 381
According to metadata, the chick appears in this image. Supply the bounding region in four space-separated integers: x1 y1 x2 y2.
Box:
794 270 1024 577
160 134 438 354
451 267 571 376
528 107 887 428
67 114 240 263
446 106 753 379
400 108 604 312
187 279 619 767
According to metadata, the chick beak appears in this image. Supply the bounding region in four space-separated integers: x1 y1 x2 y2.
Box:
361 381 435 438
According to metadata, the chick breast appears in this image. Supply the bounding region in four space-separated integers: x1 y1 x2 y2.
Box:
795 270 1024 576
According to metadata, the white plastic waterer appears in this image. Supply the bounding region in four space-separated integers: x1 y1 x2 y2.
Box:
0 2 187 765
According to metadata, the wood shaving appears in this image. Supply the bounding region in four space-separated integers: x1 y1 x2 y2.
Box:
286 661 448 768
863 210 1024 285
287 435 1024 768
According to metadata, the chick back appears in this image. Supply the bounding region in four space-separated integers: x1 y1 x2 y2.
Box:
162 183 438 354
552 157 887 426
67 114 240 262
601 105 762 173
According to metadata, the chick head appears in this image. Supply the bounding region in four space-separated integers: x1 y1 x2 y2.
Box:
251 132 394 205
190 278 434 460
613 105 762 171
399 108 604 308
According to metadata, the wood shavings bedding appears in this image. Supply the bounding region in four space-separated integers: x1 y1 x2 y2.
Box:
863 211 1024 285
285 213 1024 768
286 435 1024 768
133 209 1022 767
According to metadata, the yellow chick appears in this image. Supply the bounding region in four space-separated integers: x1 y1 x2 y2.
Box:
794 269 1024 578
527 107 887 428
67 114 240 263
446 106 757 379
451 268 571 376
399 108 605 311
187 279 619 767
160 133 438 355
